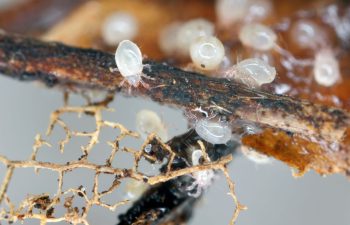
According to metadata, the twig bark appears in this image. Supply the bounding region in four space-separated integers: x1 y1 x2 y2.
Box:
0 30 350 176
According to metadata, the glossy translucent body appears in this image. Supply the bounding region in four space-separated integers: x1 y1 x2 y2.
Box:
190 36 225 70
159 22 182 56
216 0 250 26
115 40 143 86
246 0 273 22
313 49 340 87
176 18 214 56
216 0 272 26
135 109 168 141
241 145 271 164
290 20 325 49
239 23 277 51
234 58 276 87
102 12 138 46
195 119 232 144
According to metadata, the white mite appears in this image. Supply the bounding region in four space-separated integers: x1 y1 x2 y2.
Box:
226 58 276 88
176 18 215 56
216 0 272 27
159 22 182 56
290 19 326 49
195 119 232 145
239 23 277 51
322 4 350 47
102 12 138 46
186 149 215 198
115 40 145 87
135 109 168 141
241 145 271 164
215 0 250 27
239 23 314 70
246 0 273 22
313 48 340 87
190 36 225 70
125 179 148 200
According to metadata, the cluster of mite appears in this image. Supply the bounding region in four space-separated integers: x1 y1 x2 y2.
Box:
101 0 342 199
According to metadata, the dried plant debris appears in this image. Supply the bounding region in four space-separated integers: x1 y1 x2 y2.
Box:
1 0 350 224
0 31 350 176
0 96 242 225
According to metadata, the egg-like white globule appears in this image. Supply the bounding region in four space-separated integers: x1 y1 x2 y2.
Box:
159 22 182 56
176 18 215 56
135 109 168 141
190 36 225 70
290 20 326 49
239 23 277 51
246 0 273 22
216 0 250 27
313 49 340 87
102 12 138 46
241 145 271 164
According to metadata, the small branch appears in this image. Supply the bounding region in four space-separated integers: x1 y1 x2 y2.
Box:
0 166 14 204
0 31 350 175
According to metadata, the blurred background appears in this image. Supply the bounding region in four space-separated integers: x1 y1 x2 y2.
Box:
1 0 350 225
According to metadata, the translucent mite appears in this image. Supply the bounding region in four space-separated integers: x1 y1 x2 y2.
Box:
246 0 273 22
195 119 232 145
216 0 272 27
239 23 277 51
216 0 250 27
190 36 225 70
125 179 148 200
239 22 315 71
176 18 215 56
135 109 168 141
241 145 271 164
159 22 182 56
115 40 146 87
313 49 340 87
322 4 350 47
102 12 138 46
226 58 276 88
290 19 327 50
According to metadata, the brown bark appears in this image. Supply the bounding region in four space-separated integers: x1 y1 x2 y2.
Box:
1 30 349 176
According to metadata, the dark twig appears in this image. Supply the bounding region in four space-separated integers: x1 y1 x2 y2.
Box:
118 130 239 225
0 31 350 176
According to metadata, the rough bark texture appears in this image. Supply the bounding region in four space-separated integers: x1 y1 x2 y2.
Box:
1 31 350 176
